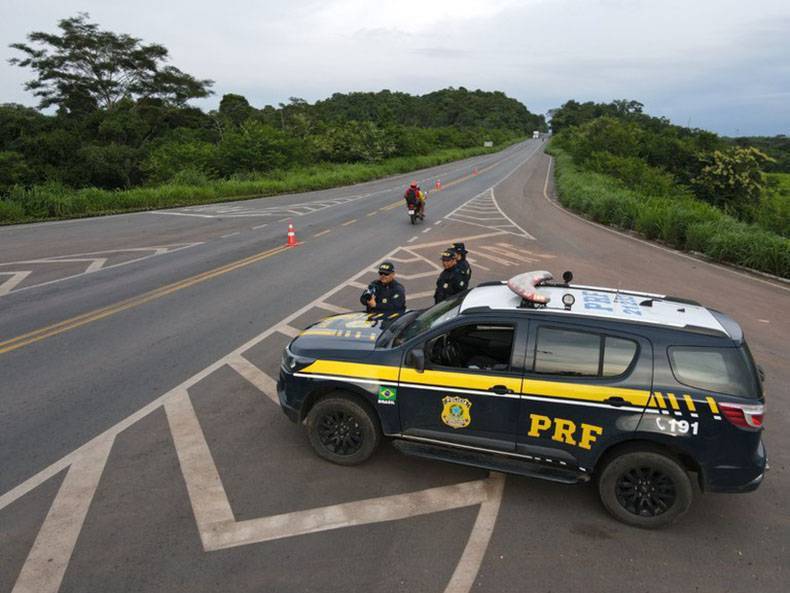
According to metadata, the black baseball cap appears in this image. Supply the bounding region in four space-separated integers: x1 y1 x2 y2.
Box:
440 250 455 261
452 242 468 255
378 261 395 274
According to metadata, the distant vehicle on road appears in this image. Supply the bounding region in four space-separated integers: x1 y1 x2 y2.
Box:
532 130 540 139
278 270 766 528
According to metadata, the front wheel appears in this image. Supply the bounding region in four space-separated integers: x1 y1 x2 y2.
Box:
306 394 381 465
597 449 693 528
410 213 416 224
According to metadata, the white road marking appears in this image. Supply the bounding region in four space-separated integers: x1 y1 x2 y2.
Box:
0 243 203 298
221 232 241 238
443 472 506 593
3 143 544 592
465 257 490 271
277 325 301 337
315 301 351 314
11 437 113 593
409 290 437 299
407 236 419 243
226 355 278 403
422 227 433 233
0 271 32 296
252 223 268 230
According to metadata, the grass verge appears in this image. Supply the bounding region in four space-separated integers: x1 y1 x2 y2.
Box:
548 146 790 279
0 142 519 225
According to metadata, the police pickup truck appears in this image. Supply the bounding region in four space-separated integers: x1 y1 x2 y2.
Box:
278 271 766 528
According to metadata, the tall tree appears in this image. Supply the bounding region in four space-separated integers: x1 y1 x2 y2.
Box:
9 13 213 112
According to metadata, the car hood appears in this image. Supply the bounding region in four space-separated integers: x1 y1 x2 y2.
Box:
291 311 402 353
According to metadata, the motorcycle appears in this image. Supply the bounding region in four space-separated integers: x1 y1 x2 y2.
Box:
406 193 427 224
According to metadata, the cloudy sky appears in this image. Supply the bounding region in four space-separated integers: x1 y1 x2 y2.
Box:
2 0 789 135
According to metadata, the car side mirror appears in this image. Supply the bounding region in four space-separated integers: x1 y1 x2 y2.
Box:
408 348 425 373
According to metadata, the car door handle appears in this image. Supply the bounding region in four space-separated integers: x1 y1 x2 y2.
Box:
489 385 513 395
604 396 628 407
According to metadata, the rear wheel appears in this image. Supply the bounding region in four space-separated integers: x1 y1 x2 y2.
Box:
306 394 381 465
597 449 693 528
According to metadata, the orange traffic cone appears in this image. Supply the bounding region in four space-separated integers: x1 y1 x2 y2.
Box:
435 180 442 191
286 222 300 247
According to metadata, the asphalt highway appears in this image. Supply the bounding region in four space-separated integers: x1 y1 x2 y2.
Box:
1 139 788 593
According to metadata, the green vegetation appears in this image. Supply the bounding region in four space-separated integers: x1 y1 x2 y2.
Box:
548 101 790 278
1 14 544 223
0 144 513 223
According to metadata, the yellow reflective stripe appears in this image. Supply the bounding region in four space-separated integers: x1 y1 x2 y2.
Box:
653 392 666 409
683 394 697 412
400 368 521 393
300 360 400 382
667 393 680 410
300 329 340 337
706 396 720 414
523 378 651 406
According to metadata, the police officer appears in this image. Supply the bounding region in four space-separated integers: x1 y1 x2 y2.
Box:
452 242 472 284
360 261 406 314
434 250 467 303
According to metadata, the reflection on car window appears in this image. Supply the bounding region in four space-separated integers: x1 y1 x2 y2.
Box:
533 328 637 378
669 346 758 398
603 337 638 376
396 294 464 344
535 328 600 376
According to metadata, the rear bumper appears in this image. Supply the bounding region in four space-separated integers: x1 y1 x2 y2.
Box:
703 439 767 493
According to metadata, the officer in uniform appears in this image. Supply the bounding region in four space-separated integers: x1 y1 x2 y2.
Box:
434 250 467 303
360 261 406 314
452 242 472 284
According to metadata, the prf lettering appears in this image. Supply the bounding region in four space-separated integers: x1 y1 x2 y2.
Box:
527 414 604 450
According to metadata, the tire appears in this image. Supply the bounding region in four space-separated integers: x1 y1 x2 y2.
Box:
306 394 381 466
597 449 693 528
410 214 416 224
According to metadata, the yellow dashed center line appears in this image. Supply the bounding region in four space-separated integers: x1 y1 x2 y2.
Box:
0 244 292 355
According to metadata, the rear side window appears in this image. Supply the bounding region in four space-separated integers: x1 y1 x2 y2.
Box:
668 346 759 398
534 328 638 378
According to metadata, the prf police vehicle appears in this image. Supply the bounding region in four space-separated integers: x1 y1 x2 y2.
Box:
278 271 766 528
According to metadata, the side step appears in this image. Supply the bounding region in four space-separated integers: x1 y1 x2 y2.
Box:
392 439 589 484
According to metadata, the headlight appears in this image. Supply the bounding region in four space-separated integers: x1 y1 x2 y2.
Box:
281 346 314 372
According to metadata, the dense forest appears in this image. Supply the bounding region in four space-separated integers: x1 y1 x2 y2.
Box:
0 15 544 200
548 100 790 276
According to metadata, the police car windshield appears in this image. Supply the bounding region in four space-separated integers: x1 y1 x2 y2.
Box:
395 294 464 344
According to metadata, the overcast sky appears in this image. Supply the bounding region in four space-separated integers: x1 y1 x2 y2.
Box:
2 0 789 135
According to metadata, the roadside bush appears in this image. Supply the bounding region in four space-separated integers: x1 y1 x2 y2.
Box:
550 146 790 277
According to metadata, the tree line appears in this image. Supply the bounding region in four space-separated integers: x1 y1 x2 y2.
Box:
0 14 545 196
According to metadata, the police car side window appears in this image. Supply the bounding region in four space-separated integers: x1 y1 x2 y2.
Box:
603 337 638 377
534 329 638 378
426 324 515 372
668 346 758 398
534 328 600 376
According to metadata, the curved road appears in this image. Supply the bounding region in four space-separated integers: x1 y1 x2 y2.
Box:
1 140 787 593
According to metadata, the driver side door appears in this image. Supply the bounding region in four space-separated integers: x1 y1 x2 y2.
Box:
396 319 527 452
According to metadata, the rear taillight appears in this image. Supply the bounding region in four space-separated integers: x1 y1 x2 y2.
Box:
720 402 764 429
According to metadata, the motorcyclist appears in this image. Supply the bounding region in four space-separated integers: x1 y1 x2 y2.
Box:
404 181 426 220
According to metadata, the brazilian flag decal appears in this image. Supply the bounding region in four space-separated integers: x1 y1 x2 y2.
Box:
377 386 397 405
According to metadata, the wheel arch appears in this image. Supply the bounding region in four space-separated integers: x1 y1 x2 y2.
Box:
594 436 702 481
300 381 379 426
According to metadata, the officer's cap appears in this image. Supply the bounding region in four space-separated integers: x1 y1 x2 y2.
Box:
440 250 455 261
378 261 395 275
452 242 468 255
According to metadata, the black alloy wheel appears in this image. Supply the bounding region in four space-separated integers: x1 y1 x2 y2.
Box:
317 409 363 456
597 449 693 528
306 394 381 465
614 466 677 517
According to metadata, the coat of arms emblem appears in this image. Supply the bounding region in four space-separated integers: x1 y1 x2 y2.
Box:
441 396 471 429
